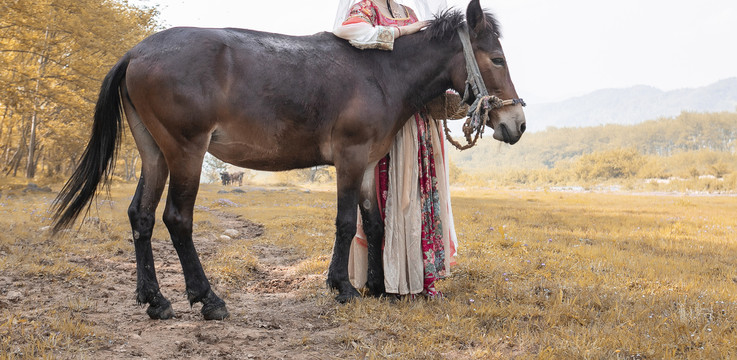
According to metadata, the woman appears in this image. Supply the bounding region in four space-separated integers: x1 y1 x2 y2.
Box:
333 0 458 298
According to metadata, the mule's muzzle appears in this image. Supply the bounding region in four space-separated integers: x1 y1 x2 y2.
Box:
493 105 526 145
494 120 525 145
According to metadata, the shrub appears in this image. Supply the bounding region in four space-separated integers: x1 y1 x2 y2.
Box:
574 148 647 181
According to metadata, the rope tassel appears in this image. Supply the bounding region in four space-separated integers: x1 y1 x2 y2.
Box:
443 95 504 151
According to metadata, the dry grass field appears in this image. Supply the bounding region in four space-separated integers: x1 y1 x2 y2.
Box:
1 179 736 359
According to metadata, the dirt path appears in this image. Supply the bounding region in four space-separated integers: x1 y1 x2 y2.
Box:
6 207 353 359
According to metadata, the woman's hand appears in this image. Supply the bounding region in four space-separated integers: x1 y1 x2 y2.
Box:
398 20 430 37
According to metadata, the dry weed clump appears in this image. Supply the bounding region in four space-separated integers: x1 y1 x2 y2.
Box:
0 188 114 358
203 243 260 287
0 310 100 359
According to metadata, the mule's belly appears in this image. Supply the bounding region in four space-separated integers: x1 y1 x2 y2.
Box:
207 146 328 171
207 127 331 171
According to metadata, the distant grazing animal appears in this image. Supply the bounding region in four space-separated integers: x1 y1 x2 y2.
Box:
51 0 525 320
229 171 244 186
219 171 231 186
219 171 244 186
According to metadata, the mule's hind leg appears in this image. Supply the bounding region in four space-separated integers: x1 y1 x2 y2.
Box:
360 202 385 297
125 100 174 319
129 173 172 319
163 148 228 320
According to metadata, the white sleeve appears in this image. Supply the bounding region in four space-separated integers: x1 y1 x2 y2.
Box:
334 22 398 51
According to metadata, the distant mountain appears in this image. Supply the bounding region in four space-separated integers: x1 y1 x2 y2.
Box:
524 78 737 132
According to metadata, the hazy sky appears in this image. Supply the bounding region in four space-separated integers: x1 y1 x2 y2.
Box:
131 0 737 104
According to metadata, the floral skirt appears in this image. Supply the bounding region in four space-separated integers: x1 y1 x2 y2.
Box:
348 113 457 298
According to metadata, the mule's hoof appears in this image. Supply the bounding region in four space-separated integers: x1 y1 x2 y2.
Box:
335 287 361 304
200 289 229 320
202 303 229 320
366 281 386 298
146 301 175 320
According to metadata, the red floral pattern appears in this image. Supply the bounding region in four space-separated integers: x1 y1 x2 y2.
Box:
345 0 418 27
415 114 446 298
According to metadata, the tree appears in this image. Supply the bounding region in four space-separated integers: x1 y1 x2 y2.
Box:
202 153 228 184
0 0 158 179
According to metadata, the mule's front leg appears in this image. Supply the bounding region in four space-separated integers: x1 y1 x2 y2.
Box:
328 191 362 303
328 150 368 303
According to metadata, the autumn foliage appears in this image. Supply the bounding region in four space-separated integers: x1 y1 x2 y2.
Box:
450 111 737 192
0 0 157 180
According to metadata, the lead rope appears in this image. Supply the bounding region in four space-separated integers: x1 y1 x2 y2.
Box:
443 94 505 150
443 24 525 151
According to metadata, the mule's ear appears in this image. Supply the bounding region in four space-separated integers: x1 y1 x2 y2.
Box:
466 0 486 34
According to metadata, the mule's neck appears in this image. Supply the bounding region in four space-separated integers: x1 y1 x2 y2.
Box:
384 32 465 117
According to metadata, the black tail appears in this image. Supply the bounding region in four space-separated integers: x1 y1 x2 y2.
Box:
51 56 130 233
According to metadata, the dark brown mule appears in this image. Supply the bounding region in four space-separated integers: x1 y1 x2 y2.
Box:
52 0 525 320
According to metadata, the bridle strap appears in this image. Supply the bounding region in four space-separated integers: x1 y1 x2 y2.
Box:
442 24 525 151
457 24 525 108
501 98 527 107
458 23 489 102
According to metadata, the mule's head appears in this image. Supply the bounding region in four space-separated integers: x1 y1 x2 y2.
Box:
455 0 526 144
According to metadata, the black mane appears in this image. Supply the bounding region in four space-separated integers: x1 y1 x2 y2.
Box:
425 8 501 40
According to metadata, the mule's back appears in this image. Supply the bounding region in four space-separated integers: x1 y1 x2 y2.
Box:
124 27 383 170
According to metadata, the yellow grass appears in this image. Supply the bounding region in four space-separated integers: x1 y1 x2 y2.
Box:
1 180 736 358
205 185 737 358
335 190 737 358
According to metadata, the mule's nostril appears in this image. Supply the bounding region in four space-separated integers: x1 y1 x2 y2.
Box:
519 122 526 134
500 123 511 143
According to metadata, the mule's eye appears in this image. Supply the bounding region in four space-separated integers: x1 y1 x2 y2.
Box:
492 58 506 66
